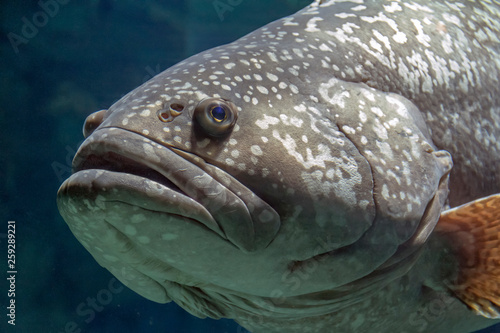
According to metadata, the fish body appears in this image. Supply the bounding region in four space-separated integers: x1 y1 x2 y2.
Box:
57 0 500 332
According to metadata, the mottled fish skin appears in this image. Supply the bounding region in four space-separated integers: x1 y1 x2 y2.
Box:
57 0 500 332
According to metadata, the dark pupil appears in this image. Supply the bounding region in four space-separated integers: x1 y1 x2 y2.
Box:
211 106 226 122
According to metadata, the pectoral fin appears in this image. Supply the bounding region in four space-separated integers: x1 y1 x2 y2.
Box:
434 194 500 318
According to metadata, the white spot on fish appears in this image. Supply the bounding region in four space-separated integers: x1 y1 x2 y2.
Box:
256 115 279 130
381 184 390 200
124 225 137 236
377 141 394 159
320 43 334 52
131 214 146 223
257 85 269 94
196 138 210 148
267 52 278 62
384 2 402 13
138 236 150 244
259 210 275 222
267 73 279 82
162 233 178 240
342 125 356 134
305 17 323 32
103 254 118 262
393 31 407 44
371 107 384 117
335 12 356 19
386 96 410 118
411 19 431 47
288 67 299 76
359 111 367 123
143 143 161 162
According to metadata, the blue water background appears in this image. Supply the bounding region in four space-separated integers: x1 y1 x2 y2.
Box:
0 1 499 332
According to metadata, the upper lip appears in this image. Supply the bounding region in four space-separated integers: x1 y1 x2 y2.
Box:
70 126 228 238
74 146 182 191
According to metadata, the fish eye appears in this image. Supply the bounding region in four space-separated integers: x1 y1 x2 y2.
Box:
194 98 238 136
210 106 227 122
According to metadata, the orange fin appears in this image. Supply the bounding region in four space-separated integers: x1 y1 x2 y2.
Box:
434 194 500 318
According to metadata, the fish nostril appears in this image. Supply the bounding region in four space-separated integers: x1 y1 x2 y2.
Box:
83 109 107 138
158 103 185 122
169 103 184 115
158 109 173 122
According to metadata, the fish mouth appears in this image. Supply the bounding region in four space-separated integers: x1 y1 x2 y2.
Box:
57 127 280 253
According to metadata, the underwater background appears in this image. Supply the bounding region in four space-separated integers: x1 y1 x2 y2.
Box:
1 1 499 332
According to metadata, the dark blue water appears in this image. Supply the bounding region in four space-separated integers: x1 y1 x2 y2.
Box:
0 1 499 332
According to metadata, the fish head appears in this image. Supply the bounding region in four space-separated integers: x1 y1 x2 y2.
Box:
57 40 453 309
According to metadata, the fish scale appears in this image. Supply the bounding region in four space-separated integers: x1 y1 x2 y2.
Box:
58 0 500 332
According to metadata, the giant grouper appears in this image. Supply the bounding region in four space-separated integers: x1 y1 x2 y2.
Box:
57 0 500 332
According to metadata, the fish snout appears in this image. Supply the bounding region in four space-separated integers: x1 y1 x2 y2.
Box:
83 109 107 138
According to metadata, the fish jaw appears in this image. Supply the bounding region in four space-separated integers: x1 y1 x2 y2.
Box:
58 127 281 253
